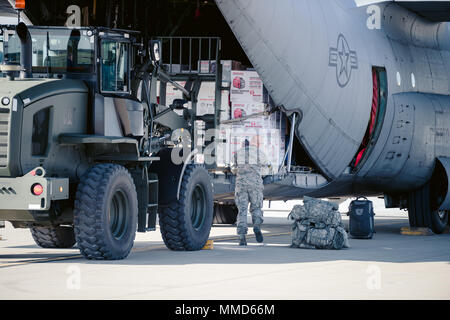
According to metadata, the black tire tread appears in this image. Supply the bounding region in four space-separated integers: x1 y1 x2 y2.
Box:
159 165 212 251
213 204 238 225
30 226 76 249
73 164 137 260
408 182 448 234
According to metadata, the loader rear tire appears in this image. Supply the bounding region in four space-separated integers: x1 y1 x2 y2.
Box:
30 225 76 248
159 165 213 251
73 164 138 260
213 203 238 225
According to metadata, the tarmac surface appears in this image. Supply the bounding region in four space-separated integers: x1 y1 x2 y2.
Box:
0 198 449 300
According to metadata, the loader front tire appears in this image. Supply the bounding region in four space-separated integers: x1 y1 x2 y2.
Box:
73 164 138 260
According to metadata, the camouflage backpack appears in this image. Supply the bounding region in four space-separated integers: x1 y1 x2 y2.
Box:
289 197 350 250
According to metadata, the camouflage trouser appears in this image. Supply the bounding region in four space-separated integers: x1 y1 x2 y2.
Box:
235 182 264 235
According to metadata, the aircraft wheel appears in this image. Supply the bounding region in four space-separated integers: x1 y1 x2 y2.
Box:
407 183 448 234
431 209 448 234
73 164 138 260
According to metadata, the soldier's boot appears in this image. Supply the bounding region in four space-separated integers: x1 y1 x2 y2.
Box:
239 234 247 246
253 226 263 243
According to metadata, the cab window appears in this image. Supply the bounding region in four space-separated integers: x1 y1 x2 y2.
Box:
101 40 130 93
2 29 95 74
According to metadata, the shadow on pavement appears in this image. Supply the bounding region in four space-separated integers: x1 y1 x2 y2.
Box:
80 218 450 266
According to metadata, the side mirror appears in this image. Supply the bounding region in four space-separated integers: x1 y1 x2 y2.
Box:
149 40 161 63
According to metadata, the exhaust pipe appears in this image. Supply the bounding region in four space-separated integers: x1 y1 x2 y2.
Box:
16 22 32 79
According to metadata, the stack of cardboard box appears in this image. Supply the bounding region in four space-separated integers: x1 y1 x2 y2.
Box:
225 70 285 174
157 62 286 173
197 60 245 121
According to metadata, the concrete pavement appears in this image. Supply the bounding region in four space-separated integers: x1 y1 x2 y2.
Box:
0 199 448 300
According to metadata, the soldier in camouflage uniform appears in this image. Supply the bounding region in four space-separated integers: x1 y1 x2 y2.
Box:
233 135 268 246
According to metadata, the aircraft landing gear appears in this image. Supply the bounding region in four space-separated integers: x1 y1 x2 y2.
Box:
407 182 448 234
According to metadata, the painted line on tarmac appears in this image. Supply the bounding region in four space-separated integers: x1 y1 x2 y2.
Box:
210 231 291 242
0 254 83 269
0 232 292 269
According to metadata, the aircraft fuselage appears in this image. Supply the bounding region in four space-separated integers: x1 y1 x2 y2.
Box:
216 0 450 203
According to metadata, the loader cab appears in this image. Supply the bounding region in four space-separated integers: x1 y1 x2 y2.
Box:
0 25 140 95
93 28 145 138
0 25 146 138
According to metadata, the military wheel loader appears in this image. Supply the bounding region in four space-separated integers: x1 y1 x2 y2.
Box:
0 23 224 259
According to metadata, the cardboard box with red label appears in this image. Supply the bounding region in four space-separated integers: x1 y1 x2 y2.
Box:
230 70 267 104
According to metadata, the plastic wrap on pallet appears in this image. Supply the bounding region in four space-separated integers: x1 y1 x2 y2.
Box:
228 127 283 175
215 122 285 172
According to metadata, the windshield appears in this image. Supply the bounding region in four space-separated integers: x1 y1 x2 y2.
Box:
2 28 94 74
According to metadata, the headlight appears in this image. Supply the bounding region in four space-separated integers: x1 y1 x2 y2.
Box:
1 97 10 106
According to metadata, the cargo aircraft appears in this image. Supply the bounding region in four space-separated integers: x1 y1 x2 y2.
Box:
215 0 450 233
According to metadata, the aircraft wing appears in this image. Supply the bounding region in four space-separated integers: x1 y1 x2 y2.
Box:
355 1 450 22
